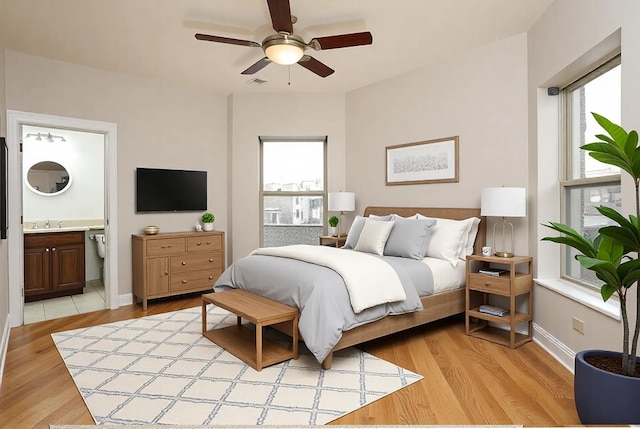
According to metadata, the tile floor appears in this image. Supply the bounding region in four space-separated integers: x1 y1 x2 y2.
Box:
23 279 106 324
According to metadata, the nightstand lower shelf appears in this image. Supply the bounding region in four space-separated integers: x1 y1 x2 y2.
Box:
467 324 532 348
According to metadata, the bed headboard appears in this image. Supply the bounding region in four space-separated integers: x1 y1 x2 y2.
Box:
363 206 486 256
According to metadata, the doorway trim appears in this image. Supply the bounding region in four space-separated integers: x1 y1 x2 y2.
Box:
7 111 118 327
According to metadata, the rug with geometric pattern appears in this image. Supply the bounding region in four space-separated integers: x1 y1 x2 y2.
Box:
52 306 423 426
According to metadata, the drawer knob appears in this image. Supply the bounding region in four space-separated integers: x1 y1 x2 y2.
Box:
182 261 187 265
206 241 211 245
196 241 202 246
182 280 188 284
161 244 172 248
208 276 213 280
484 282 491 287
209 258 213 262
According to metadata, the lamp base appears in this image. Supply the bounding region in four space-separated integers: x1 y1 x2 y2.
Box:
494 251 514 258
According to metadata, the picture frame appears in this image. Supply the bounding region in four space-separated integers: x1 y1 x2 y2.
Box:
385 136 459 185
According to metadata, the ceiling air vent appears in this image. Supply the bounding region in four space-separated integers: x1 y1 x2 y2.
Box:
246 78 267 85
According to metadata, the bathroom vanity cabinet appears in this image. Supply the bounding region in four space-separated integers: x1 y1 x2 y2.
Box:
131 230 225 310
24 231 86 302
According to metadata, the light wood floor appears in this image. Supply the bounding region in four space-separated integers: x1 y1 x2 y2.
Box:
0 293 580 427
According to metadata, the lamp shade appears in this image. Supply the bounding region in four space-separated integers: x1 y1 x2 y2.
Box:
328 192 355 212
481 187 526 217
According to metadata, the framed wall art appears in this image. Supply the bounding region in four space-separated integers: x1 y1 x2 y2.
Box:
385 136 459 185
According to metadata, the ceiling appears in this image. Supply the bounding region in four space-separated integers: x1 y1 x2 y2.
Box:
1 0 555 95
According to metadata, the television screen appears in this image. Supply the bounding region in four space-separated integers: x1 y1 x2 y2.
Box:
136 167 207 213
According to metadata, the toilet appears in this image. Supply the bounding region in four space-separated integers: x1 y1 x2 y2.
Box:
94 233 106 280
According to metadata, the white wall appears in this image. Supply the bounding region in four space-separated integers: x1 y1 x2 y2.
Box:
0 2 10 385
346 34 530 256
527 0 640 369
228 93 346 261
22 125 104 222
5 50 228 297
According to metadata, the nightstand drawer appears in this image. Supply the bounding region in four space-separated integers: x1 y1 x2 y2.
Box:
468 273 510 295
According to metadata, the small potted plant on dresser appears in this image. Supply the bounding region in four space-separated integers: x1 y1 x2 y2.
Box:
542 113 640 425
201 212 215 231
328 216 339 237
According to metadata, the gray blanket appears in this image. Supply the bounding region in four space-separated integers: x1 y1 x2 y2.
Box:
213 248 433 363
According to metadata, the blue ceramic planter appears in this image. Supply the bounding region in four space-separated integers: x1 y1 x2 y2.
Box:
574 350 640 425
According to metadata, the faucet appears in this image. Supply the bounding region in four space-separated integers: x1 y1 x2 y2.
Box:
44 220 50 229
57 221 63 228
32 223 38 229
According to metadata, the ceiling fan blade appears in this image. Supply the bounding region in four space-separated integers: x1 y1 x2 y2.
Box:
195 33 260 48
297 55 334 78
309 31 373 50
241 57 272 75
266 0 293 34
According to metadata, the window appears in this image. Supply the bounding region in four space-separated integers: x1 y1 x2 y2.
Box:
260 137 327 247
561 56 621 288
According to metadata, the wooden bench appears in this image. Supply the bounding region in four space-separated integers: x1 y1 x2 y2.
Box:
202 290 299 371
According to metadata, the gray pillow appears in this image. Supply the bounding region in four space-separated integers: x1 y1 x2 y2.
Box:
343 216 367 249
383 217 437 260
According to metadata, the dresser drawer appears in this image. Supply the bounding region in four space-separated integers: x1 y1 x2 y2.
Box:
468 273 510 295
146 238 186 256
171 252 223 273
170 268 223 292
187 234 222 252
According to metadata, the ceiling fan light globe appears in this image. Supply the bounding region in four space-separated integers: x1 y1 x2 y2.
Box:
265 44 304 65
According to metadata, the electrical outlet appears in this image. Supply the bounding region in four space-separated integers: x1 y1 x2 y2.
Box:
573 317 585 334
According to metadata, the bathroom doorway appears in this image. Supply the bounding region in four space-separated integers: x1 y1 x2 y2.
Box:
7 111 119 327
22 125 107 323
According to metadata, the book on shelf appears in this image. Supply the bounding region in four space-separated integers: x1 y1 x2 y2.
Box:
478 304 510 317
478 268 508 276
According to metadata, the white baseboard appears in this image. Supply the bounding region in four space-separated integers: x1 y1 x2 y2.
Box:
0 312 11 387
533 321 575 373
119 293 134 307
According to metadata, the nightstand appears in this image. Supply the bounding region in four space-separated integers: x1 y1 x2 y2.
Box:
465 254 533 348
318 235 346 247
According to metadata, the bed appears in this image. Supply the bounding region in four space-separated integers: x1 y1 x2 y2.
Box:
214 206 485 369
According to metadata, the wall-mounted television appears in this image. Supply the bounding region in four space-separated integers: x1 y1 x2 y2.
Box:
136 167 207 213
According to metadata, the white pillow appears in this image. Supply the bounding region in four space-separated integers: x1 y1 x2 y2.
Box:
417 215 475 266
463 217 482 256
354 219 395 255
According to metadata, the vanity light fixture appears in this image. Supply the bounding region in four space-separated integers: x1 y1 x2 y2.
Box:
26 132 66 142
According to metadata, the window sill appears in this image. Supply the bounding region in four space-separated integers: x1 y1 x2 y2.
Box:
535 278 620 320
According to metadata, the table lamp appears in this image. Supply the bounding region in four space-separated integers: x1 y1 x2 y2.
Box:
480 187 526 257
328 191 355 237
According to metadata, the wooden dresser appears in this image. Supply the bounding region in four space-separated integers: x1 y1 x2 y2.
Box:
132 230 225 310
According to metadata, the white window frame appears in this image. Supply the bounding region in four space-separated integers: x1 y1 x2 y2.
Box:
259 136 328 247
559 55 621 290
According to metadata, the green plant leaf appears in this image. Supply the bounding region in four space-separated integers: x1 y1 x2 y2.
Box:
576 256 621 288
601 283 617 301
593 112 628 147
541 222 597 257
588 153 634 176
624 130 639 160
596 236 624 265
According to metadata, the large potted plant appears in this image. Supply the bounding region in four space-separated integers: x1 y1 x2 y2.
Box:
542 113 640 425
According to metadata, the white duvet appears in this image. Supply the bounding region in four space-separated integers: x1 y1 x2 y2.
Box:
251 244 406 313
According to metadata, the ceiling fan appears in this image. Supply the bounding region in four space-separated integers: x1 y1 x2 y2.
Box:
194 0 373 78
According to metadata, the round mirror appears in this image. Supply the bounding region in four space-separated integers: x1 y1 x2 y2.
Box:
26 161 72 196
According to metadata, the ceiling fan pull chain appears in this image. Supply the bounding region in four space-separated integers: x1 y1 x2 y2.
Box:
288 65 291 86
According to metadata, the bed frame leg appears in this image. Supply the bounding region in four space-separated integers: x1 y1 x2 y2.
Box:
321 353 333 370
